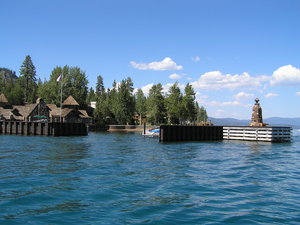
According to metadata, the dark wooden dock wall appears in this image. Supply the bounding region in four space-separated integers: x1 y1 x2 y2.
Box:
0 121 87 136
160 125 223 142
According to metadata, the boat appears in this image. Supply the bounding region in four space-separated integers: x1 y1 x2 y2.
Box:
142 127 160 137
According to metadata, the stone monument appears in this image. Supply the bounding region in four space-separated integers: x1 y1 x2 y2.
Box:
249 98 266 127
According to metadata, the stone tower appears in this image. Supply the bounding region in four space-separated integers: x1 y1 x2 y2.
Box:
249 98 266 127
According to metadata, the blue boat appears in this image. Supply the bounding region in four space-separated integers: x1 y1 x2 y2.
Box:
142 127 160 137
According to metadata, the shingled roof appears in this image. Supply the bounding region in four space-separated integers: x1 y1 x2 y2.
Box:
62 96 79 106
47 104 77 118
47 104 61 117
13 104 37 118
78 110 92 119
0 107 24 120
0 94 8 103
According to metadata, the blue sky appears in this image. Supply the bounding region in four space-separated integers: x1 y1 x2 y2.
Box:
1 0 300 119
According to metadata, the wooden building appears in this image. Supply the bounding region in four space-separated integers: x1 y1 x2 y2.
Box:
0 94 91 124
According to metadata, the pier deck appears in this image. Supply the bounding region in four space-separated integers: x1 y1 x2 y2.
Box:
159 125 223 142
223 126 292 142
159 125 291 142
0 121 88 136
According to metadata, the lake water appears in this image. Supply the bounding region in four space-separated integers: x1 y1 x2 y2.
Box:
1 131 300 224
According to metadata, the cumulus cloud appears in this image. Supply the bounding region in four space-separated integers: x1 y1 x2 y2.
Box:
204 100 251 108
138 82 185 95
140 83 154 95
271 65 300 86
162 83 185 94
130 57 183 71
195 92 209 104
192 56 201 62
169 73 182 79
191 71 270 90
234 92 255 100
214 109 225 117
296 92 300 96
264 93 278 98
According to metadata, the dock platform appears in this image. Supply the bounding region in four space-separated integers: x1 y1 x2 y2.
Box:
159 125 223 142
159 125 292 142
223 126 292 142
0 121 88 136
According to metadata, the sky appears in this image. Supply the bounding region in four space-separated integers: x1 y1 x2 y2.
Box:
1 0 300 119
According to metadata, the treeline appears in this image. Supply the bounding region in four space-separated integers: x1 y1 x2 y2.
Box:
93 76 208 125
1 55 208 125
0 55 89 106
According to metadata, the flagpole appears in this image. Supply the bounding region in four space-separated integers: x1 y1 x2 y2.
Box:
60 73 63 123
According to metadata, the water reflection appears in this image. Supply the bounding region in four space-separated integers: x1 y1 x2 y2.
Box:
44 137 90 174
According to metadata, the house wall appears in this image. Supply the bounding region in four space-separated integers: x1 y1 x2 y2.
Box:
64 111 79 123
28 102 50 122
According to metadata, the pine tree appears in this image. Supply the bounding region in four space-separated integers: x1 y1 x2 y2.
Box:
135 89 147 124
147 83 167 125
96 75 105 96
181 83 197 124
87 87 96 103
195 102 208 123
19 55 37 103
165 82 182 124
114 77 135 124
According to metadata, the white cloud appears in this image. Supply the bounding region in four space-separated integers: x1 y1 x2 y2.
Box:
264 93 278 98
162 83 185 94
139 82 186 96
191 71 270 90
203 100 251 108
234 91 255 100
296 92 300 96
192 56 201 62
140 83 154 95
271 65 300 86
214 109 225 117
169 73 182 79
130 57 183 71
195 92 209 104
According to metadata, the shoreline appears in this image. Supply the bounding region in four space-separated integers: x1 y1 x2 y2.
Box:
89 125 157 132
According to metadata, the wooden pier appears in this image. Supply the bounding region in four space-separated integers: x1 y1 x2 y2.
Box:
0 121 88 136
159 125 292 142
159 125 223 142
223 126 292 142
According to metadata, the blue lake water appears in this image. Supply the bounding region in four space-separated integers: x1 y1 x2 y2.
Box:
1 131 300 224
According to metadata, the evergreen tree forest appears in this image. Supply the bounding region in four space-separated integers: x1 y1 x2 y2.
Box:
93 77 208 126
1 55 208 125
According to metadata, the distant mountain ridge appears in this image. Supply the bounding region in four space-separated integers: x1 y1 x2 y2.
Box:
0 68 18 80
209 117 300 128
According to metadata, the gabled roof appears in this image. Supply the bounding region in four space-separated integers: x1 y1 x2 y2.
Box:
47 104 61 117
78 110 92 118
47 104 78 118
0 108 12 119
61 108 75 117
62 96 79 106
0 107 23 120
13 104 37 118
0 94 8 103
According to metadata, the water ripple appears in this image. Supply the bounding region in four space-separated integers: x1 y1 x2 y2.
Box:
1 133 300 224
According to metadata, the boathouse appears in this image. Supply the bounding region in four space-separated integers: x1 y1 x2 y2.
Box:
0 94 91 136
0 94 92 124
